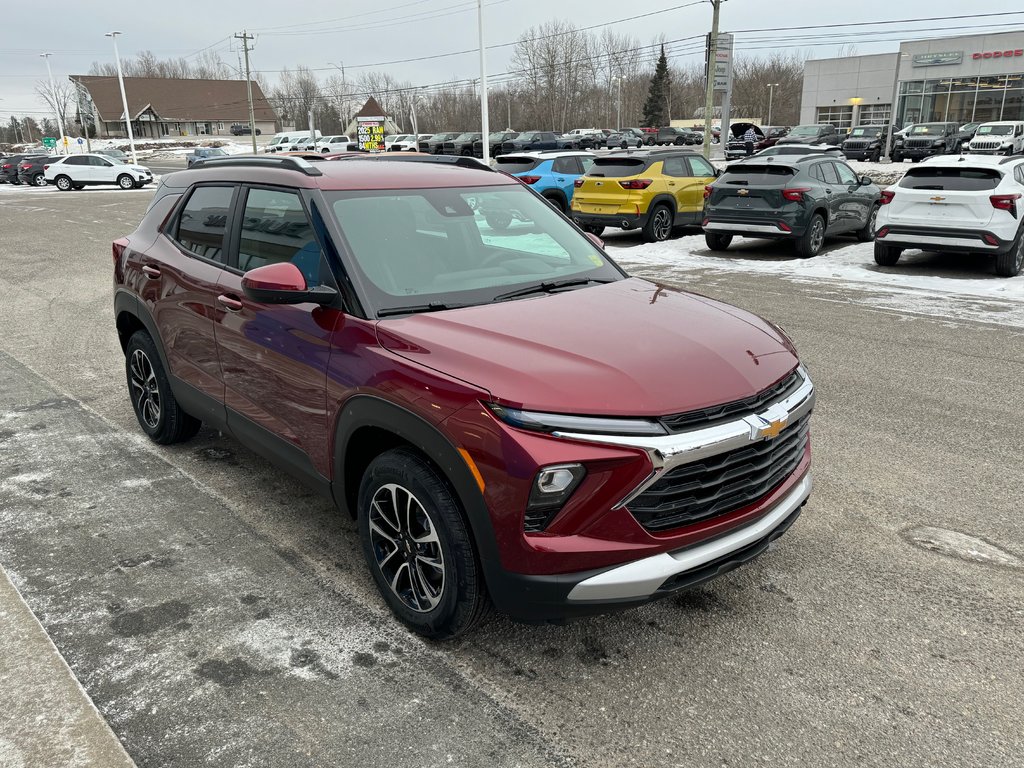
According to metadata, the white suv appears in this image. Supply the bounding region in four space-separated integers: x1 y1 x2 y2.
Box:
44 154 153 191
874 155 1024 277
967 121 1024 156
301 135 353 153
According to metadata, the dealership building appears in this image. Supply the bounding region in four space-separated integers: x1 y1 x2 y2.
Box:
800 30 1024 129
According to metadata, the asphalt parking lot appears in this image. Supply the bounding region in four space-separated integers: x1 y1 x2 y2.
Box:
1 184 1022 768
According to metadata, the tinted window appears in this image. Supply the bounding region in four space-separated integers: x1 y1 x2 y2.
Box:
175 186 234 264
819 163 841 185
718 165 795 185
552 156 580 174
662 156 687 177
65 156 89 166
588 158 648 177
810 165 826 182
1016 166 1024 185
687 156 716 177
495 157 541 174
898 167 1002 191
238 188 321 285
834 163 859 185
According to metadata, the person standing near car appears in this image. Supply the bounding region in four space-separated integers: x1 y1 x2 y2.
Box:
743 126 758 156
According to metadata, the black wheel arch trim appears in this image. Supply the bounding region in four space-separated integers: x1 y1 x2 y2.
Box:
332 394 511 606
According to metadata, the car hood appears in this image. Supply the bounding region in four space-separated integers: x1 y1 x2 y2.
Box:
375 278 799 417
777 135 822 145
730 123 764 139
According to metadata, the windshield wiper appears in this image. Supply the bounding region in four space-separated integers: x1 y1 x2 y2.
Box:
377 302 469 318
492 278 614 302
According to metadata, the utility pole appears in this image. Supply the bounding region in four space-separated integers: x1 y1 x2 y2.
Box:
766 83 780 126
702 0 722 160
615 76 622 131
235 31 258 154
106 32 137 164
71 78 92 152
40 53 68 154
477 0 490 164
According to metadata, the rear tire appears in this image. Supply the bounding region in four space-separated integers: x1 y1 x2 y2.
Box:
642 204 674 242
54 175 72 191
357 448 491 639
543 194 566 213
705 232 733 251
796 214 826 258
855 204 879 242
32 173 47 187
995 228 1024 277
125 331 201 445
873 241 902 266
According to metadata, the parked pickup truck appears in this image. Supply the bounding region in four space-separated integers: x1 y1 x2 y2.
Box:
649 127 699 146
776 124 843 147
500 131 574 153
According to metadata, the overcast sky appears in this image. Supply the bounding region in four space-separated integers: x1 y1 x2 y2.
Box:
3 0 1024 118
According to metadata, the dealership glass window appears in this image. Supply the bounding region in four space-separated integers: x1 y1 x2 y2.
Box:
858 103 891 125
816 105 853 130
973 76 1007 123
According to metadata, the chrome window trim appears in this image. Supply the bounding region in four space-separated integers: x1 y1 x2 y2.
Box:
553 366 814 509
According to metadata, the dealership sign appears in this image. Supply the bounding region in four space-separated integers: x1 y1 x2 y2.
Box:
912 51 963 67
972 49 1024 60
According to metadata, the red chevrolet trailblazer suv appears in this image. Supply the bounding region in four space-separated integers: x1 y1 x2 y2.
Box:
113 155 815 638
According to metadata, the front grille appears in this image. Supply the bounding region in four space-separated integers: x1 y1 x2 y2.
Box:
502 142 517 152
628 412 810 532
418 141 430 152
905 138 936 148
660 370 802 433
971 141 1000 150
844 140 869 149
442 143 456 153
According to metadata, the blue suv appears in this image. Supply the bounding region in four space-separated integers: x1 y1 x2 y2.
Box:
494 151 595 213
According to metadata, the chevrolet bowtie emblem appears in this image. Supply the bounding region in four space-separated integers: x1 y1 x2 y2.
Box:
759 418 787 439
929 196 945 202
745 413 788 440
738 189 750 196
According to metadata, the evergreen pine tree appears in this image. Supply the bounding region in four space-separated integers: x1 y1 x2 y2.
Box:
642 46 671 127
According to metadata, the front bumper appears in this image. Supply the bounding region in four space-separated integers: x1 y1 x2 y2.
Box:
877 224 1016 254
900 145 946 159
842 147 879 160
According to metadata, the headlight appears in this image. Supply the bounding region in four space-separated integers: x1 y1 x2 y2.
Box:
486 403 667 436
932 140 944 147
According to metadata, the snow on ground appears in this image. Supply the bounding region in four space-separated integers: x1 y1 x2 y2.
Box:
606 231 1024 329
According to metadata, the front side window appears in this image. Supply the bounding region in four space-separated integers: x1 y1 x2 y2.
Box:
687 156 716 177
237 188 321 286
175 185 235 264
327 184 623 314
834 163 859 185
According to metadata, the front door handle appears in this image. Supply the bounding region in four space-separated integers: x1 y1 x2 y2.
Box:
825 189 833 194
556 177 565 182
217 294 243 311
142 265 161 279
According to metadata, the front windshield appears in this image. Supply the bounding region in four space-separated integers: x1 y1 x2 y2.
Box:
789 125 821 137
327 184 624 315
910 124 944 135
849 127 881 137
977 125 1013 135
517 132 539 141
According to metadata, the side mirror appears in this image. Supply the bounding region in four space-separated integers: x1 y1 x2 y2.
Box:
241 262 337 306
860 176 873 186
584 232 605 250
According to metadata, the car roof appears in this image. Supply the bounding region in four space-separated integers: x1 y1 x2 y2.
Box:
920 154 1024 169
602 148 698 158
498 150 592 160
173 155 515 190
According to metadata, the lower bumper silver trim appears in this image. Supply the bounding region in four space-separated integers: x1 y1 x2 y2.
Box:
704 222 790 234
567 473 812 602
881 233 996 249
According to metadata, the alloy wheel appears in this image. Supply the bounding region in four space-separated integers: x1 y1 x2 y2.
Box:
129 349 161 429
867 206 878 235
368 483 445 613
653 209 672 240
33 174 47 187
809 219 825 253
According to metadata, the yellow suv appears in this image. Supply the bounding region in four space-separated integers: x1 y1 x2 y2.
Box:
570 149 718 242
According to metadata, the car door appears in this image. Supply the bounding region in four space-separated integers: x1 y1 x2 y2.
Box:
214 185 340 477
60 155 91 182
815 161 847 230
140 184 237 416
685 155 718 218
833 161 869 228
661 155 702 222
91 155 117 183
551 156 582 202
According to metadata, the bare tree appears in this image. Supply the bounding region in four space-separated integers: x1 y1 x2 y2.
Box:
35 78 76 138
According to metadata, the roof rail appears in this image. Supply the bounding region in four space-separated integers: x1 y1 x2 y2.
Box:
188 155 323 176
998 155 1024 165
337 153 496 171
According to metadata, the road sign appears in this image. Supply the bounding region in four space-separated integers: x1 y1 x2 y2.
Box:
356 116 385 152
77 137 84 145
63 137 69 146
42 137 56 148
713 33 734 92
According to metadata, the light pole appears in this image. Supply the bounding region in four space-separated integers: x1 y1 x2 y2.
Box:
883 52 910 162
766 83 780 126
329 61 350 134
612 75 623 131
40 53 68 154
106 31 137 165
477 0 490 164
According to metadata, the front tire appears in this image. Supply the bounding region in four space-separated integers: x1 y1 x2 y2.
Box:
642 204 674 242
705 232 733 251
543 194 566 213
855 204 879 242
117 174 136 190
995 228 1024 277
55 175 73 191
125 331 201 444
358 448 490 639
874 241 902 266
796 213 826 258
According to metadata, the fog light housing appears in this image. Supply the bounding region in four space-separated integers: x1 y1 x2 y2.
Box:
524 463 586 532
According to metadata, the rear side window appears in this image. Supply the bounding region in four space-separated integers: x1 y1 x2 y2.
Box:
898 167 1002 191
588 158 648 177
718 165 795 185
819 163 841 185
175 185 235 264
238 188 322 286
552 156 580 174
495 157 540 174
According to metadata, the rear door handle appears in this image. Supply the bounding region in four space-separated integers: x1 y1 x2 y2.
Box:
825 189 833 194
142 265 161 279
556 177 565 182
217 294 243 311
